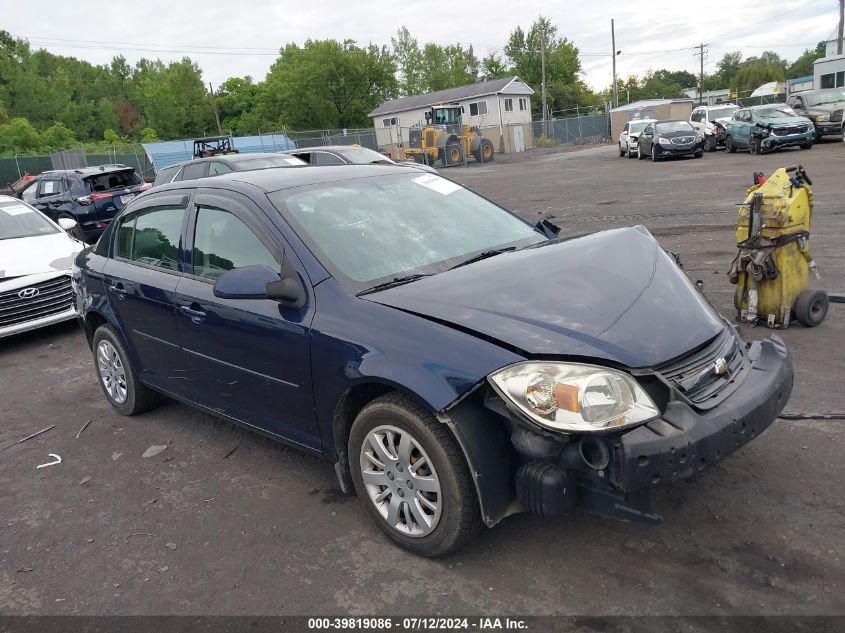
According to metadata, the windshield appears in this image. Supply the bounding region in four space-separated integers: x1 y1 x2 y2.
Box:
707 107 738 120
628 121 651 134
805 89 845 106
337 147 395 165
233 156 304 170
756 107 797 119
656 121 694 134
0 201 60 240
269 173 544 289
85 169 141 192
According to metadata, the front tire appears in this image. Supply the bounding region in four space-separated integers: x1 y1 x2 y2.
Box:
349 393 482 557
619 143 626 157
694 151 703 158
92 325 161 415
800 141 813 150
726 135 737 153
651 145 660 162
704 136 718 152
636 145 644 160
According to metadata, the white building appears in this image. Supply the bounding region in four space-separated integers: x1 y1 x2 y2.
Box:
368 76 535 155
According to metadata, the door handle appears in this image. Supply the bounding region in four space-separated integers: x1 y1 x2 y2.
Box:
109 284 128 300
179 304 207 323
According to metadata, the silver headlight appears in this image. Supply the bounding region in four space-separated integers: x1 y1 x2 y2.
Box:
489 362 659 433
815 114 830 122
658 137 672 146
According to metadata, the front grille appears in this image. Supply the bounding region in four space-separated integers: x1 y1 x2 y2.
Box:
655 326 747 410
671 136 695 144
0 275 74 329
772 126 807 136
830 109 843 123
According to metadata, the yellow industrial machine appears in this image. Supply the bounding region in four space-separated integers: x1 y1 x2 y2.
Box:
729 165 828 328
403 103 494 167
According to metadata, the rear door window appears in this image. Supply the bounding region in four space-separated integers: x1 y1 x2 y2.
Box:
116 205 186 272
181 162 208 181
312 152 346 166
38 178 64 198
208 162 233 176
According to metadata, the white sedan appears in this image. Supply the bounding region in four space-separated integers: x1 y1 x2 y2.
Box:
618 118 657 158
0 195 83 338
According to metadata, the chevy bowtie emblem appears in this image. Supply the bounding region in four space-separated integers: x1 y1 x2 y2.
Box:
18 287 39 299
713 357 729 375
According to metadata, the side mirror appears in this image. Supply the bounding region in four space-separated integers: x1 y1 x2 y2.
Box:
57 217 78 232
213 264 305 307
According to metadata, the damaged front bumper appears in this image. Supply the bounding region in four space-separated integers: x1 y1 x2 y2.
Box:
511 335 792 524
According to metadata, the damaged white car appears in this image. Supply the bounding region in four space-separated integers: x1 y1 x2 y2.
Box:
0 195 82 338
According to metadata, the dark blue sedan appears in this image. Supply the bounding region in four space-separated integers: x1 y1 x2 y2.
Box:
73 165 793 556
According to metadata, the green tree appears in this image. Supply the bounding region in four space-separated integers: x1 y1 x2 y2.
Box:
103 128 121 143
0 117 42 153
259 39 397 129
480 54 509 81
788 41 827 78
504 16 592 114
391 27 424 96
139 127 159 142
733 52 786 93
216 76 259 134
41 122 77 149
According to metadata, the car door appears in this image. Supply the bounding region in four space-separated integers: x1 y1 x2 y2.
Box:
172 189 319 449
640 123 654 155
731 110 750 146
27 177 67 222
102 190 192 392
620 122 629 146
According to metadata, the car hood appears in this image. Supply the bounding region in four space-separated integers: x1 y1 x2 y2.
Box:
757 116 811 127
365 227 724 368
806 101 845 114
0 232 82 281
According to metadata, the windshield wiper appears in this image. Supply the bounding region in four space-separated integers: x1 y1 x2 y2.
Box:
449 246 516 270
357 273 433 296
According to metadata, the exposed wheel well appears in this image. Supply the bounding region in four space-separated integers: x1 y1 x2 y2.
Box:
82 311 108 348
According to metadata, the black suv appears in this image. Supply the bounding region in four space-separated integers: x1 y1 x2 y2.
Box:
17 165 149 243
787 88 845 140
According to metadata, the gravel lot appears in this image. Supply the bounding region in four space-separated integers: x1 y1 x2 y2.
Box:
1 140 844 616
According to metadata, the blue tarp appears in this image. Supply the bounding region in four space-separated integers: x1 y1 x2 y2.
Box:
142 134 297 171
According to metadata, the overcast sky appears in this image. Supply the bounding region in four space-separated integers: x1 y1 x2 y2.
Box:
5 0 840 92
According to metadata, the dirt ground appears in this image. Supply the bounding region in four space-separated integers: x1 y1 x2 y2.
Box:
1 140 844 617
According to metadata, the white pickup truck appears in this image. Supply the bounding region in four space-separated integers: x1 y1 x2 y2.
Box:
690 104 740 151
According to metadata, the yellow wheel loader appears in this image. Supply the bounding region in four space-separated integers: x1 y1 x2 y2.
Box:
404 104 494 168
729 165 828 328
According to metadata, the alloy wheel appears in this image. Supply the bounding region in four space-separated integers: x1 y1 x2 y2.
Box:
97 340 128 404
359 424 442 537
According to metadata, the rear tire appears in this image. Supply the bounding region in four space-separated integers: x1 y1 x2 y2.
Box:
442 141 463 167
800 141 813 150
619 143 626 157
794 289 828 327
726 136 737 153
349 393 483 557
704 136 718 152
480 138 494 162
92 325 161 416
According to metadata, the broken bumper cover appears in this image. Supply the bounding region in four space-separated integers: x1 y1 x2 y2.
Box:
610 335 792 493
514 335 792 523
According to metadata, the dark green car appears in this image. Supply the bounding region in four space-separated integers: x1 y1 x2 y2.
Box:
725 105 815 155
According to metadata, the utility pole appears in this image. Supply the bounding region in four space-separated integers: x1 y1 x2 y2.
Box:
208 82 223 136
838 0 844 55
540 22 548 134
694 44 707 104
611 19 618 109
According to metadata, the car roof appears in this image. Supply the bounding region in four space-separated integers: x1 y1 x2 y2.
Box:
656 119 692 124
39 165 135 178
167 152 293 169
697 103 738 109
747 104 790 110
156 164 424 195
281 145 375 153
